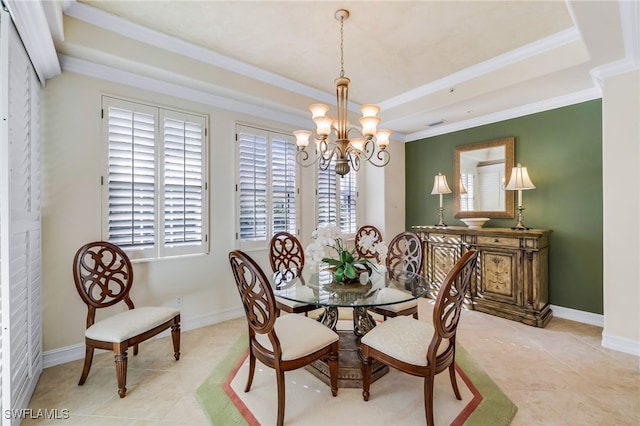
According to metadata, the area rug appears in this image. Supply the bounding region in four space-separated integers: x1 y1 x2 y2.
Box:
196 332 517 426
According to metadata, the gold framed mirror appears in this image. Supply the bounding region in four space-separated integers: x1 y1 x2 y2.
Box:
454 137 515 219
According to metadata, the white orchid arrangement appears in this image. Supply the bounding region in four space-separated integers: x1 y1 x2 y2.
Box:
305 225 388 283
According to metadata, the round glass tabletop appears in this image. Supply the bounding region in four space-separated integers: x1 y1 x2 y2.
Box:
271 265 430 309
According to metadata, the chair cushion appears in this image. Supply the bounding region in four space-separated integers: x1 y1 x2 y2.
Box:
374 288 418 313
255 314 339 361
360 315 445 366
86 306 180 343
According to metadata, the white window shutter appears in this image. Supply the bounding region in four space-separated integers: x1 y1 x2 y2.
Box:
318 162 337 227
161 112 207 257
1 12 43 423
237 127 268 247
270 135 297 235
104 101 157 252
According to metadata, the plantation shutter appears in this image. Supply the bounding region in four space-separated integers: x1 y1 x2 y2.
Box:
1 11 43 423
339 171 357 234
317 162 337 227
161 112 206 254
271 134 297 235
237 127 268 245
104 98 157 253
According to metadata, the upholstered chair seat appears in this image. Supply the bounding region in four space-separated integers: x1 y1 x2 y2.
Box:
85 307 180 342
255 314 339 361
361 315 446 366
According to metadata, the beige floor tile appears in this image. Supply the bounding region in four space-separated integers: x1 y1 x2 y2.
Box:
24 305 639 425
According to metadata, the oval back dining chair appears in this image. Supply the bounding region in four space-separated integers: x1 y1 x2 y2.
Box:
73 241 181 398
369 231 424 320
229 250 339 426
354 225 383 262
269 232 318 316
360 250 479 426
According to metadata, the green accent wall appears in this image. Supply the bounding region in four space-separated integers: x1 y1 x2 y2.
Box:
406 100 603 314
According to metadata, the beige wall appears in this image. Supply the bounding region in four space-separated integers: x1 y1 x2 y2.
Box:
41 70 400 352
602 69 640 352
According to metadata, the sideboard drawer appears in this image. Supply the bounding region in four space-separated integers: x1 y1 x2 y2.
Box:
476 235 519 248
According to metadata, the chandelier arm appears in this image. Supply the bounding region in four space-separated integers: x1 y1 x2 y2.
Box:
348 152 361 172
367 149 391 168
296 148 322 167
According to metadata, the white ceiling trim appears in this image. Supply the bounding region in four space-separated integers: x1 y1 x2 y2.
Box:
379 27 581 110
5 0 61 84
63 1 369 112
59 54 311 129
404 87 601 142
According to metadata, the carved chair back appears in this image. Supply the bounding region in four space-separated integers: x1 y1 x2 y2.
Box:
386 232 423 275
355 225 383 262
229 250 278 339
269 232 305 273
73 241 135 328
428 250 478 363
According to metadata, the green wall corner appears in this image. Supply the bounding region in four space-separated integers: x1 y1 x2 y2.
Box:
406 100 603 314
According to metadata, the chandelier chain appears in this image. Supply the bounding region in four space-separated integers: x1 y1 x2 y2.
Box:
339 15 344 78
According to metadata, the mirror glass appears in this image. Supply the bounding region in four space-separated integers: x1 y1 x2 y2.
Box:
454 137 515 219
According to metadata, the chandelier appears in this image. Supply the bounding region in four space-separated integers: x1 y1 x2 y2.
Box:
293 9 391 177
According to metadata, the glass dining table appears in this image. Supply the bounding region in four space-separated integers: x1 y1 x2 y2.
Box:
271 264 431 388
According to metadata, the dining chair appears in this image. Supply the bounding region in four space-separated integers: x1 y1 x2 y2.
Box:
355 225 383 262
229 250 339 426
73 241 181 398
369 231 424 320
269 232 318 316
360 250 479 426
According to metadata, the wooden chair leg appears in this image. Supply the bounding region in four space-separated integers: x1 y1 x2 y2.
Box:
275 366 286 426
114 349 128 398
78 345 94 385
424 376 435 426
245 349 256 392
171 321 181 360
361 353 372 401
133 344 139 356
328 343 339 397
449 363 462 399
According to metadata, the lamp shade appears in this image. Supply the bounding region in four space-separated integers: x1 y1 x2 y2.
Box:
459 175 467 195
431 173 452 195
505 164 536 190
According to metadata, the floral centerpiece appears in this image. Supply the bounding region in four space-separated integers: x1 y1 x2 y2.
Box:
305 225 388 284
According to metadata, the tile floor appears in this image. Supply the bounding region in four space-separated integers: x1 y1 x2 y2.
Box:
24 301 640 425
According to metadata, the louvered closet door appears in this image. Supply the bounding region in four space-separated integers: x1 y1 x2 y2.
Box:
0 11 43 424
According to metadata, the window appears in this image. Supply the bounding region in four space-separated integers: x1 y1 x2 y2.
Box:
102 96 208 260
318 160 357 234
236 125 298 250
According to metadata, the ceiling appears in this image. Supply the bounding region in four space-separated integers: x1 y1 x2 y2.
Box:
58 0 636 141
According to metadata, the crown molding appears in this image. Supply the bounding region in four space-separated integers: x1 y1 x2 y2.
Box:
59 54 309 128
379 27 581 111
4 0 61 84
404 87 601 142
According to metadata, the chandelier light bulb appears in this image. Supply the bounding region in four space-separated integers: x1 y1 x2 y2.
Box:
360 104 380 117
375 129 392 149
294 130 312 148
350 138 365 153
313 115 334 137
359 116 381 138
309 103 330 118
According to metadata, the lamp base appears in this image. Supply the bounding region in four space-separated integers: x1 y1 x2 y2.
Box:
511 207 530 230
435 207 447 227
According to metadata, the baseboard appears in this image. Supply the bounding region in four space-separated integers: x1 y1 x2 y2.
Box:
43 307 245 368
602 333 640 357
550 304 604 327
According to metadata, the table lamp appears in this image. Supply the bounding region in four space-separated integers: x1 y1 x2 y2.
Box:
504 163 536 230
431 172 452 227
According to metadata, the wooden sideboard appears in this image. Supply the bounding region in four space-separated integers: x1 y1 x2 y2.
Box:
413 226 552 327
